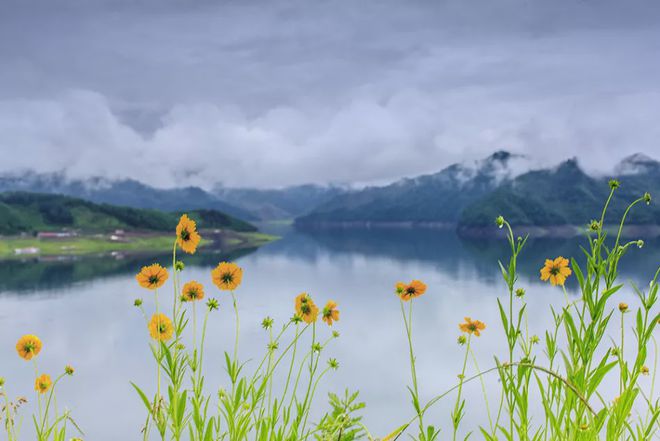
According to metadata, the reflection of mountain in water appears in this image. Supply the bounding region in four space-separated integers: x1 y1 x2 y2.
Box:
0 248 258 294
273 228 660 286
2 228 658 294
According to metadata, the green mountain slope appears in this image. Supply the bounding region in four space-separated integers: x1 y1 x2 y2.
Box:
0 192 256 235
458 158 660 229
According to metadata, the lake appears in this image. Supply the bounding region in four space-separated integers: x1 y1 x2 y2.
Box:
0 227 657 440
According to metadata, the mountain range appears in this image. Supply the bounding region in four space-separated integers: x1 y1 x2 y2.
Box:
1 151 658 233
295 152 660 232
0 172 345 221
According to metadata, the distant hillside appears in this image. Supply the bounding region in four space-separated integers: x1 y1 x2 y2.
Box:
0 192 256 236
295 152 660 231
213 184 347 220
458 155 660 230
0 173 256 221
295 151 532 225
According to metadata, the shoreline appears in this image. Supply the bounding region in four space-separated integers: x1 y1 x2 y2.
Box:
294 221 660 238
0 229 278 260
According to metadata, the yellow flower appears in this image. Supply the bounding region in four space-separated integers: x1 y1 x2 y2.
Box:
295 293 319 324
34 374 52 394
176 214 201 254
148 313 174 341
211 262 243 291
540 257 572 286
459 317 486 337
16 335 43 361
397 280 427 301
181 281 205 302
136 264 169 290
322 301 340 326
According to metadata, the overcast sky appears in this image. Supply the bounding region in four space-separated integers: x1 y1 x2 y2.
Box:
1 0 659 188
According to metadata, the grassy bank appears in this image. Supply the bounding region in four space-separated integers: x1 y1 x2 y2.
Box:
0 231 277 259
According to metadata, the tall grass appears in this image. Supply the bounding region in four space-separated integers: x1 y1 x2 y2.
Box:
1 181 657 440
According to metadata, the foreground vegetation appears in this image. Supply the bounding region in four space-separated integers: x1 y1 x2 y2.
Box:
1 181 658 440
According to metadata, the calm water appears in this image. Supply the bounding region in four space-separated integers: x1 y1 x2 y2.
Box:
0 228 657 440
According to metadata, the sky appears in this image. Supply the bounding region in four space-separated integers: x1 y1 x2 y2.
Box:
1 0 659 189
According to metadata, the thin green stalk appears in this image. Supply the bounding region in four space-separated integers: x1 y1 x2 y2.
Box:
452 335 471 441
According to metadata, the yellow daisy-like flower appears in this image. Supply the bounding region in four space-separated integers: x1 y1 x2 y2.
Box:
176 214 201 254
211 262 243 291
136 264 169 290
34 374 52 394
540 257 572 286
181 281 205 302
396 280 427 301
459 317 486 337
148 313 174 341
295 293 319 324
322 301 340 326
16 334 43 361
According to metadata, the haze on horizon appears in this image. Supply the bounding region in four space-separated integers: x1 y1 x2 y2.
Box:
1 0 659 189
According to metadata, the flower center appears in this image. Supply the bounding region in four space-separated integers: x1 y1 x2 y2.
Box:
180 228 190 241
149 275 160 285
301 304 311 314
549 265 560 276
222 273 233 284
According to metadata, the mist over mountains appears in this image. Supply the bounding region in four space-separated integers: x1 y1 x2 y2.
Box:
1 151 658 231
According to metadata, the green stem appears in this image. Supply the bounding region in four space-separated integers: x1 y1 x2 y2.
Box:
452 335 471 441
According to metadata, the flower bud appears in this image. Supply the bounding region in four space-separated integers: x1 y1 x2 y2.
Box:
515 288 526 298
174 261 185 271
134 298 143 307
643 192 652 205
618 302 628 312
609 179 620 190
495 216 505 228
65 365 75 376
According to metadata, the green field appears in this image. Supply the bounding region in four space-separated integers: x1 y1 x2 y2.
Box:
0 231 277 259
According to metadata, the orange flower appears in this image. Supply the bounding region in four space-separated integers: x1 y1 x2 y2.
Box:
211 262 243 291
34 374 52 394
540 257 572 286
322 301 340 326
176 214 201 254
16 335 43 361
136 264 169 290
148 313 174 341
459 317 486 337
181 281 205 302
396 280 427 301
295 293 319 324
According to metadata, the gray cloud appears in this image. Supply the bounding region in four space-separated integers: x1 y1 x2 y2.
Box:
1 0 659 188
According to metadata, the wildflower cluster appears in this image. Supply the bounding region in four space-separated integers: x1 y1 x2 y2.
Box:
384 183 658 441
1 334 80 441
131 214 345 440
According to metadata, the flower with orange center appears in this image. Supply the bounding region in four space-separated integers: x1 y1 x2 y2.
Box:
16 334 43 361
176 214 201 254
459 317 486 337
136 264 169 290
34 374 52 394
540 257 572 286
211 262 243 291
396 280 427 301
322 301 340 326
295 293 319 324
181 281 205 302
148 313 174 341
